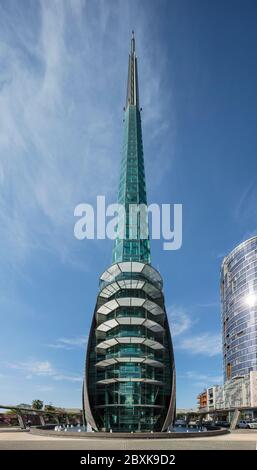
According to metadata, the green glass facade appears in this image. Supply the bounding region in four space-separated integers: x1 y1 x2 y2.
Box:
112 104 150 264
83 34 176 432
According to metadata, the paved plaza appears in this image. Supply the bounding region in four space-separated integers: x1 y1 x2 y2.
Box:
0 429 256 450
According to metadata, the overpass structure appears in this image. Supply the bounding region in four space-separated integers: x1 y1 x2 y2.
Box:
196 405 257 429
1 403 256 431
0 404 83 429
176 405 257 430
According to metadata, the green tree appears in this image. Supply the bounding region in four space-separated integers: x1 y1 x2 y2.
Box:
44 403 56 412
32 400 43 410
6 409 17 415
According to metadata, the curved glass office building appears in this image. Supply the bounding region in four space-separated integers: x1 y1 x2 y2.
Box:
221 236 257 381
82 34 176 432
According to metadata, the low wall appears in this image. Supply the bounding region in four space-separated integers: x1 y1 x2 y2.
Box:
0 428 28 433
30 425 229 439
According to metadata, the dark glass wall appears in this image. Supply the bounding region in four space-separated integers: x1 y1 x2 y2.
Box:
83 262 176 432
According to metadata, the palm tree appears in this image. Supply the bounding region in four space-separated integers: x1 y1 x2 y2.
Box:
32 400 43 410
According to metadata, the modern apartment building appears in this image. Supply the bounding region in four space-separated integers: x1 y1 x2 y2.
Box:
221 236 257 380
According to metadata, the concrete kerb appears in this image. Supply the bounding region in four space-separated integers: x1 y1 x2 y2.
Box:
30 425 230 439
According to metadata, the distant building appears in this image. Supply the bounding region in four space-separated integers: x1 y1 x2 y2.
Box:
221 236 257 380
197 236 257 416
207 386 221 412
197 390 208 411
197 386 221 413
215 371 257 410
197 374 257 418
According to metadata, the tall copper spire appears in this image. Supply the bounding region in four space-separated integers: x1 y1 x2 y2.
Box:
83 34 176 433
112 31 150 264
126 31 140 108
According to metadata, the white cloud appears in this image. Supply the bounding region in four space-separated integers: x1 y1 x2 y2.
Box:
0 1 117 270
47 335 87 350
168 305 221 358
178 333 222 357
196 302 219 308
179 370 223 391
234 179 257 221
7 359 81 383
0 0 174 273
9 360 54 376
168 306 193 337
216 252 227 260
181 371 223 385
53 374 82 383
35 385 54 392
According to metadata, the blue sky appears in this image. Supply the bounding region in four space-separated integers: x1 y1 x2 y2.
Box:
0 0 257 409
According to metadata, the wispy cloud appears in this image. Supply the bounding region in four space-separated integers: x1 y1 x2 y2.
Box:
0 0 118 271
35 385 54 392
47 335 87 350
196 302 219 308
8 360 55 376
234 179 257 221
0 0 174 274
168 306 193 337
53 374 82 383
234 179 257 243
168 305 221 357
180 371 222 389
178 333 222 357
6 359 82 383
